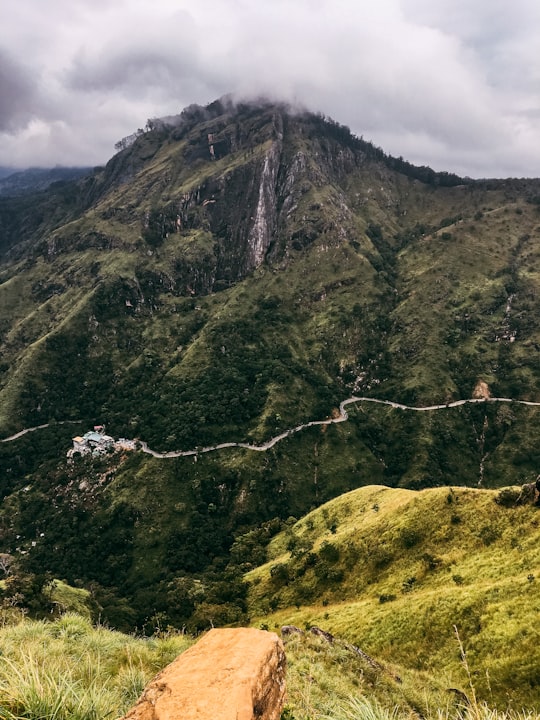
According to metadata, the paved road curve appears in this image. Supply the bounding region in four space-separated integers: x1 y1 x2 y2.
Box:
2 396 539 457
0 419 82 443
139 395 540 459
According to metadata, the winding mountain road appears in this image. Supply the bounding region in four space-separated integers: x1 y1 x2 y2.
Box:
2 396 539 458
139 395 540 459
0 419 83 443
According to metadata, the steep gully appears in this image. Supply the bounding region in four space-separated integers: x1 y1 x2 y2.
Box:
2 396 540 458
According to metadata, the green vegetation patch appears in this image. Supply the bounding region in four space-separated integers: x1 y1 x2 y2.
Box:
247 485 540 708
0 613 191 720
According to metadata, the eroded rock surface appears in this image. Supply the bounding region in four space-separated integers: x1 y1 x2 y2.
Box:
121 627 286 720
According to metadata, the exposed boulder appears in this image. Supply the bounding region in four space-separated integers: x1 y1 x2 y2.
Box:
121 627 286 720
281 625 303 638
472 380 491 399
495 483 538 507
309 626 335 644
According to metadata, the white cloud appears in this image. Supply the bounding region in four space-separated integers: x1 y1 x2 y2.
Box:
0 0 539 177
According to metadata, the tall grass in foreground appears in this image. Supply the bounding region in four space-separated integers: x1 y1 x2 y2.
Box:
281 632 540 720
0 613 191 720
323 697 540 720
2 614 539 720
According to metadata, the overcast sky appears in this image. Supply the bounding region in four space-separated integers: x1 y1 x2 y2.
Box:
1 0 539 178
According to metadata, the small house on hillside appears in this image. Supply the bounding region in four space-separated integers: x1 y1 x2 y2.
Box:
67 428 137 459
72 436 87 454
68 429 114 458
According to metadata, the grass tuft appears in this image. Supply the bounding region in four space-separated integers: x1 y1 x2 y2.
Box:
323 696 409 720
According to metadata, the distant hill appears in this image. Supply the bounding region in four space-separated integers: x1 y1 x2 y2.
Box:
0 166 92 196
0 167 15 180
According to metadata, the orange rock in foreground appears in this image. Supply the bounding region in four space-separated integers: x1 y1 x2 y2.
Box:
121 627 286 720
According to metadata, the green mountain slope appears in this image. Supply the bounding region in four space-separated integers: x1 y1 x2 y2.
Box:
1 99 539 452
246 484 540 708
2 97 540 631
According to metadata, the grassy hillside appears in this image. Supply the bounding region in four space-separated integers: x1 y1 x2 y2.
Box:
246 484 540 709
1 611 538 720
0 613 191 720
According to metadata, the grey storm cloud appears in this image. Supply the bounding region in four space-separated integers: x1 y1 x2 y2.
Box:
0 51 38 132
0 0 539 176
68 50 192 93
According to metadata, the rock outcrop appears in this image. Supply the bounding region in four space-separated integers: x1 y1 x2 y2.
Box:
472 380 491 399
121 628 286 720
